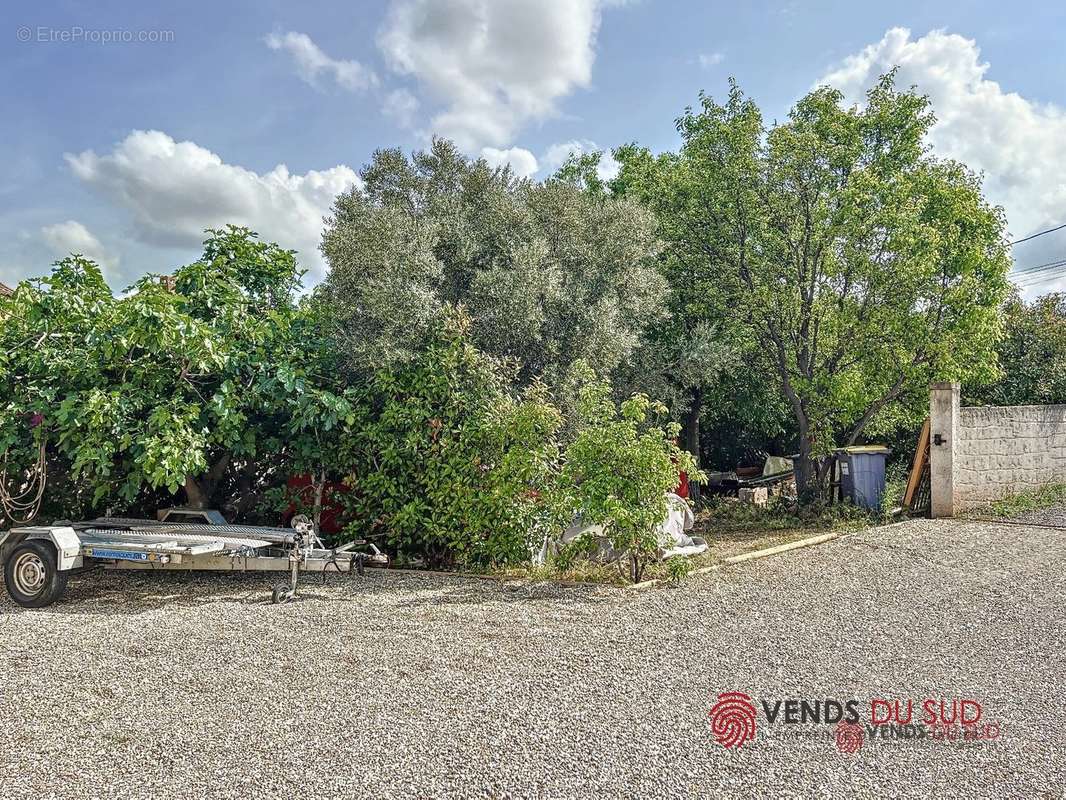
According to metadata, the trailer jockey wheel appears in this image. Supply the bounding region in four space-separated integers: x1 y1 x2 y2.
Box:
4 540 68 608
271 583 295 605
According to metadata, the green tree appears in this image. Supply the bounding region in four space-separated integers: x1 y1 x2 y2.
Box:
0 227 340 518
319 138 667 400
608 143 762 475
618 75 1010 495
965 292 1066 406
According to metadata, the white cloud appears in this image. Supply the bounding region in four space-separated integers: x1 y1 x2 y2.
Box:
378 0 612 150
542 139 595 172
597 151 621 182
40 220 119 272
65 130 360 281
697 52 724 68
480 146 538 178
541 139 619 180
819 28 1066 252
382 88 420 128
265 31 378 92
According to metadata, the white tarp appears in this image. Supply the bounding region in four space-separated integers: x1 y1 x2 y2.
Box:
537 492 706 564
763 455 794 476
657 492 707 558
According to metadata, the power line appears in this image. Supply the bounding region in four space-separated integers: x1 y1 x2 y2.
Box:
1015 266 1066 284
1009 248 1066 291
1011 255 1066 284
1013 264 1066 288
1014 255 1066 273
1010 223 1066 247
1014 277 1065 290
1012 257 1066 278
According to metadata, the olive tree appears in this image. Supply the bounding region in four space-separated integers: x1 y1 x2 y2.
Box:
617 74 1011 495
319 138 668 398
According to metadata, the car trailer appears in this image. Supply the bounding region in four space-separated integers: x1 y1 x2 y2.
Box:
0 508 387 608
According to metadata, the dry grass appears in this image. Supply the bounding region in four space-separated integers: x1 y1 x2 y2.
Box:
490 497 873 586
965 483 1066 519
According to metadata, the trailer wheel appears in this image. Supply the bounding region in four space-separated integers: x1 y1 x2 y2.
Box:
271 584 295 604
4 540 68 608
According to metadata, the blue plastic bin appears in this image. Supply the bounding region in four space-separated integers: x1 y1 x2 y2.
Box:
835 446 892 510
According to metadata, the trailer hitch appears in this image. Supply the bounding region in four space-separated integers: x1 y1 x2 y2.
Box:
272 516 314 604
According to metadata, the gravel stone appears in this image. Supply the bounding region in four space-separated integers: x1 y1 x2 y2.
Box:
999 502 1066 528
0 516 1063 798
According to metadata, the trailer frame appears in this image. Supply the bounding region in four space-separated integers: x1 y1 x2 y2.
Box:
0 508 387 608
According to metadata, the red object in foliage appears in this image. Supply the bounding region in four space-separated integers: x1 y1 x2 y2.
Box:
670 438 690 499
674 470 689 499
283 474 350 534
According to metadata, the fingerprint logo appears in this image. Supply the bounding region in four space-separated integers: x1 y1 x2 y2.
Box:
835 721 864 754
708 692 757 749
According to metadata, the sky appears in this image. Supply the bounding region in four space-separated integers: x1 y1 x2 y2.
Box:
2 0 1065 295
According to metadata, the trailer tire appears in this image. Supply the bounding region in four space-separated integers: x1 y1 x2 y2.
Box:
271 584 294 604
4 540 68 608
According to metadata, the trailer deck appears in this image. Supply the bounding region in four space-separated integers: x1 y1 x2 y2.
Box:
0 509 387 608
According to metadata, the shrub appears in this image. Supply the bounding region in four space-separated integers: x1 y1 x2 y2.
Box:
338 315 565 568
561 376 703 583
329 323 702 579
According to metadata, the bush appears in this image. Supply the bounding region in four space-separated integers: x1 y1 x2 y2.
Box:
561 376 702 582
337 316 565 568
331 330 700 580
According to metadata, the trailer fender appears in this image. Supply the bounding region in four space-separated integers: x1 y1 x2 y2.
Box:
45 527 82 571
3 527 82 571
0 529 24 567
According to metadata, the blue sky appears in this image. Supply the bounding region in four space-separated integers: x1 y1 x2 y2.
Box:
3 0 1065 292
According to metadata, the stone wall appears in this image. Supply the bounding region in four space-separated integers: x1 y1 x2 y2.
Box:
929 382 1066 516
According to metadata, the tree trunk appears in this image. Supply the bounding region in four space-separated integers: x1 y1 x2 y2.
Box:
794 438 834 503
629 552 645 584
682 386 702 466
183 476 208 509
682 385 703 506
182 454 231 511
312 468 325 533
794 425 822 502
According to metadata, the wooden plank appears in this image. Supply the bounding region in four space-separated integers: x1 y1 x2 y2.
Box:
903 418 930 509
723 532 841 564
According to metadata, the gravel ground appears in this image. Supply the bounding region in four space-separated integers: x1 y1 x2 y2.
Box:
999 502 1066 528
1 516 1063 799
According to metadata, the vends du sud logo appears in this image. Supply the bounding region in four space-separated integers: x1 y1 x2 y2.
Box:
707 691 1001 753
707 692 758 749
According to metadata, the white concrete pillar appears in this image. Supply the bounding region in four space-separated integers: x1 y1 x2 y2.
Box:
929 382 960 518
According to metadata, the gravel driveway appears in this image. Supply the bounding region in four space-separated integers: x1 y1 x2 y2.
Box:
995 502 1066 529
1 516 1063 799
